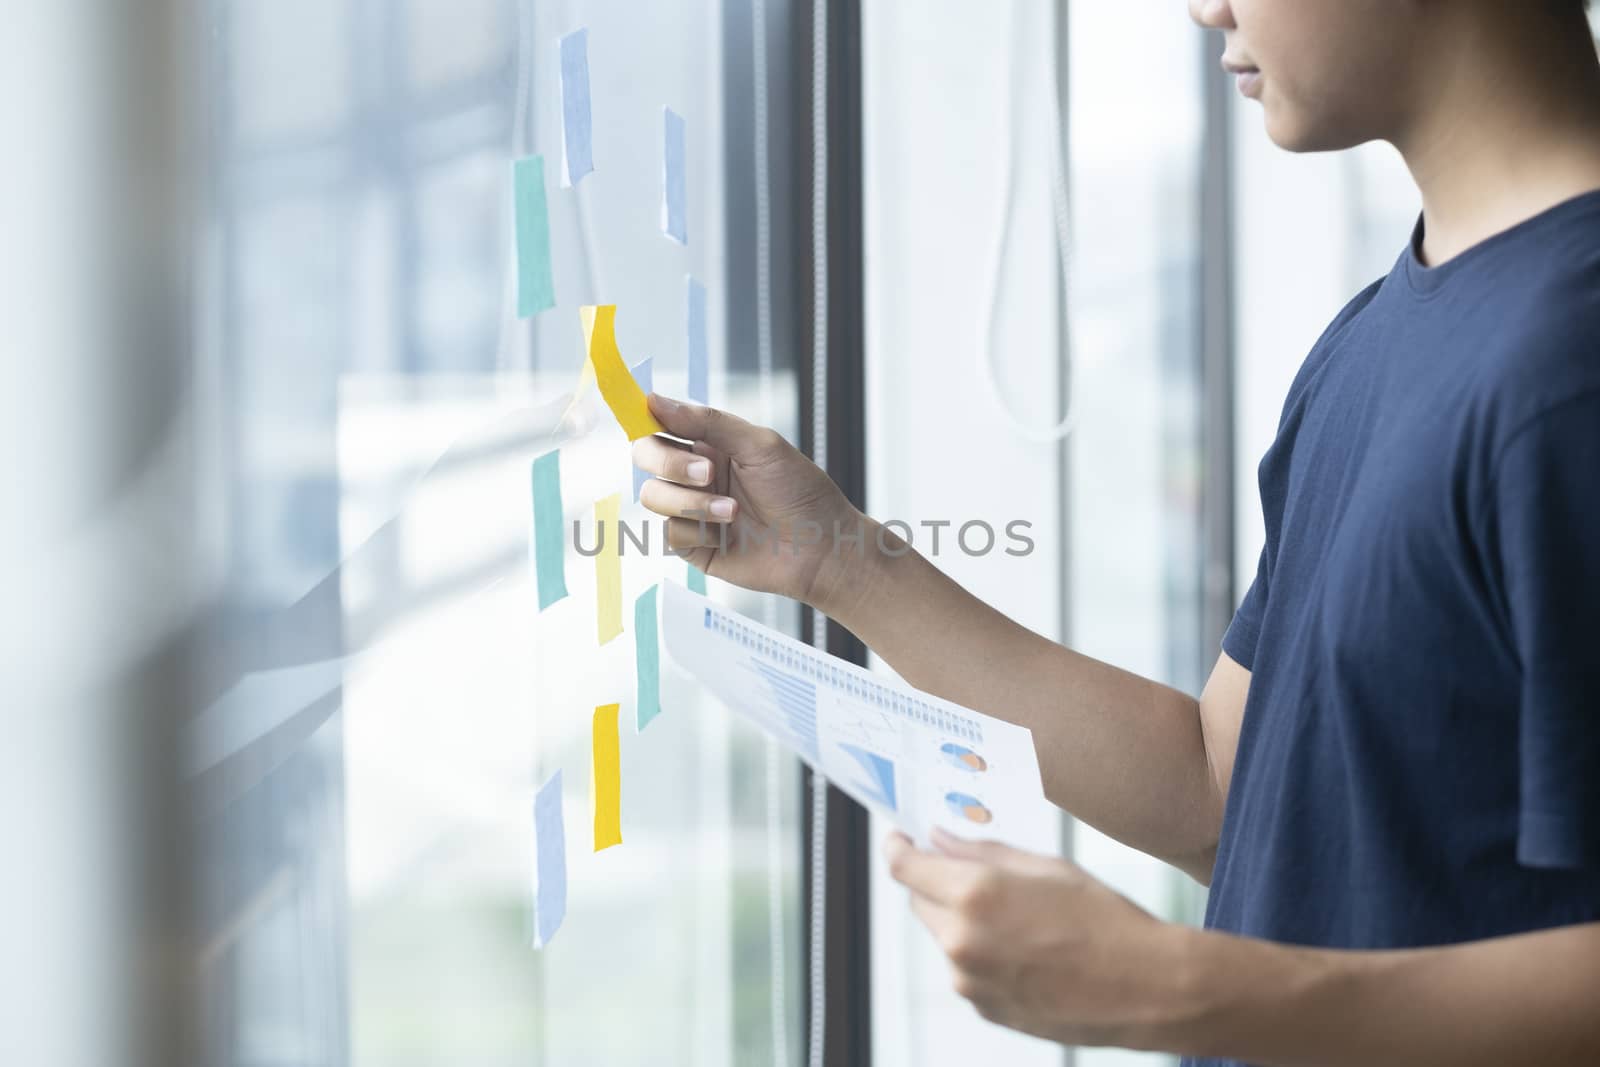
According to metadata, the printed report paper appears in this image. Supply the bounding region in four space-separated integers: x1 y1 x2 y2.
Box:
659 579 1049 847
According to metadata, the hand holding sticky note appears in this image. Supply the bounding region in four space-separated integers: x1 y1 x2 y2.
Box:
581 305 665 440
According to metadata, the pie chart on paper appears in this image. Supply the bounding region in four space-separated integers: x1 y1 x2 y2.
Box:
939 742 987 772
945 791 993 825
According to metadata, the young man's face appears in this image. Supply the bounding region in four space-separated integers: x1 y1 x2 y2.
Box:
1190 0 1415 151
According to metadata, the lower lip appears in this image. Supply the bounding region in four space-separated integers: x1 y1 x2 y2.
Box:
1236 70 1263 98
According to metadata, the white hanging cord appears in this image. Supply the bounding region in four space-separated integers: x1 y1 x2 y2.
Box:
978 1 1076 443
752 1 792 1064
806 1 830 1066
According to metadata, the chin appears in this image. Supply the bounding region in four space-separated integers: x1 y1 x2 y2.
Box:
1262 104 1370 154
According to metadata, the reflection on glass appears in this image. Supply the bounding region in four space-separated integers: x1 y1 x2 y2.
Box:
197 2 803 1065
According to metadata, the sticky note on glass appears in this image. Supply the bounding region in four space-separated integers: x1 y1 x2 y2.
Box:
635 585 661 731
592 704 623 850
532 770 567 947
559 29 594 186
582 305 665 440
594 493 623 645
686 276 708 404
687 563 707 595
532 451 569 610
514 155 556 317
630 357 653 502
661 107 687 244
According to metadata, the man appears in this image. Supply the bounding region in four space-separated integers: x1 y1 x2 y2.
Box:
633 0 1600 1061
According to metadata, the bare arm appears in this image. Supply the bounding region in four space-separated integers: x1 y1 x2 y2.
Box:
636 397 1249 882
888 832 1600 1063
820 518 1249 884
1172 920 1600 1065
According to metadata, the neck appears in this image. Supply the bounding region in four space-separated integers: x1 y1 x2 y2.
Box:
1394 9 1600 266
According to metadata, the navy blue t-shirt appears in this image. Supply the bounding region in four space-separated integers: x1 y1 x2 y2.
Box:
1190 192 1600 1067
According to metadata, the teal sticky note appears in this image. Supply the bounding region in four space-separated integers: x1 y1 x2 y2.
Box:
635 585 661 730
687 564 707 595
533 770 567 947
532 451 569 609
514 155 556 317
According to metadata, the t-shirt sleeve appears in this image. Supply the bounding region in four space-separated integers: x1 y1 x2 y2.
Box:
1222 544 1270 672
1487 390 1600 869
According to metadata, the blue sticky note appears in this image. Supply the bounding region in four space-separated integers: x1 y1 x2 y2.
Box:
514 156 556 317
687 564 707 595
532 451 569 610
630 358 653 502
559 29 594 186
662 107 687 244
533 771 567 948
686 276 708 404
635 585 661 730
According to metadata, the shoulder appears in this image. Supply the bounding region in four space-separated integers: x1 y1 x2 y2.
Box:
1276 277 1387 426
1470 260 1600 454
1462 264 1600 533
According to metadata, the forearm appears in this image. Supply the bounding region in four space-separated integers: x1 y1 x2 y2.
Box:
815 517 1221 877
1160 922 1600 1066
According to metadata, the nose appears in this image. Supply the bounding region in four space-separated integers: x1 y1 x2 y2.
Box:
1188 0 1237 30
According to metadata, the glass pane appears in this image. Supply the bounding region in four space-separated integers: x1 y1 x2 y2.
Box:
194 2 805 1066
230 0 352 145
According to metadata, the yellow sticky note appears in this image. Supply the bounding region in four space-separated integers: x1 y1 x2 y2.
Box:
582 304 664 440
595 493 623 645
592 703 622 851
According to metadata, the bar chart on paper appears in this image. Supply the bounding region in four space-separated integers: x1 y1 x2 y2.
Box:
659 580 1048 846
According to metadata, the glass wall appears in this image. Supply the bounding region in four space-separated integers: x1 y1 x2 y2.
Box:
191 2 805 1065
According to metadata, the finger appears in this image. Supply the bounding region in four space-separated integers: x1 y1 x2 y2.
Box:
633 435 716 487
884 837 990 908
648 394 787 464
690 439 730 493
882 831 915 862
665 516 726 554
639 479 738 522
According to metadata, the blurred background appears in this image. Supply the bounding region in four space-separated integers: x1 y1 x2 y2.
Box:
7 2 1581 1067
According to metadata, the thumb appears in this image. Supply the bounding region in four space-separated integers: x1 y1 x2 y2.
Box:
648 393 778 461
